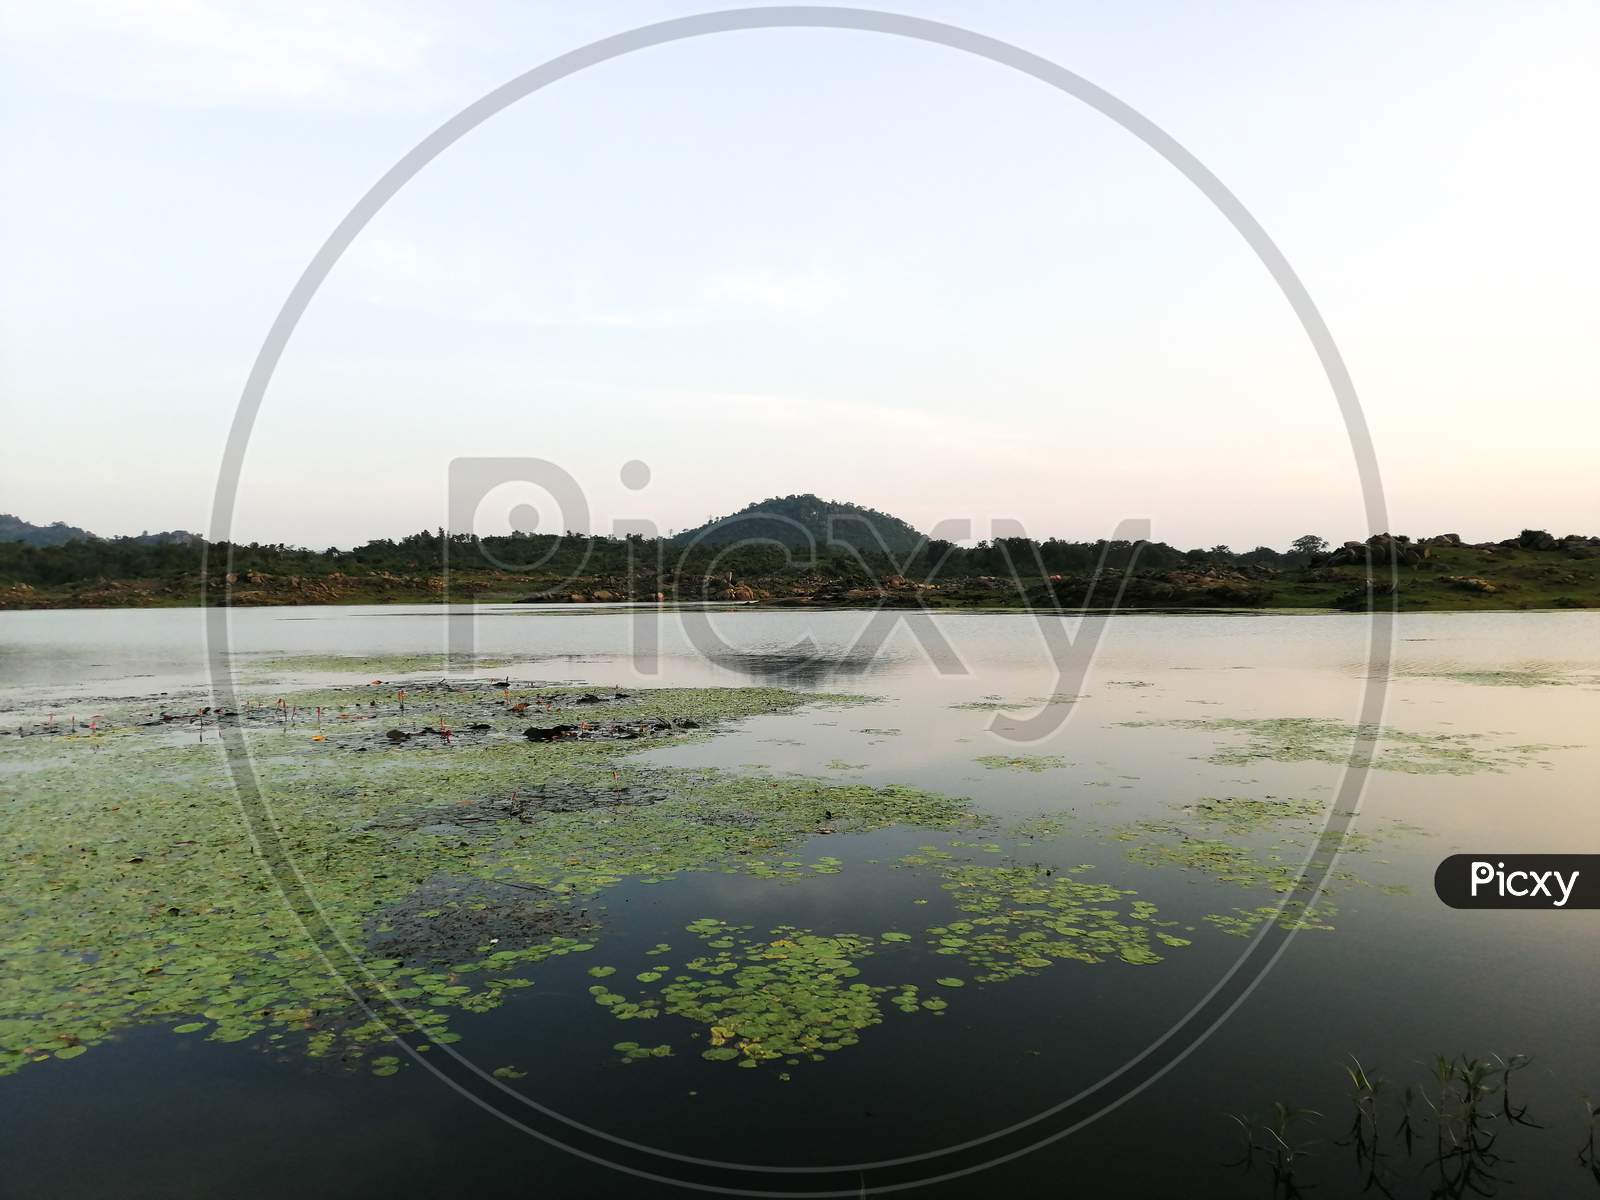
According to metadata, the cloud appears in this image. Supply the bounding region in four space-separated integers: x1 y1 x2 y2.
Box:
5 0 429 102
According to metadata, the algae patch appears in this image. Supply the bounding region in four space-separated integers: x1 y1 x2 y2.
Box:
585 867 1190 1071
1 678 1437 1082
1394 667 1596 688
1120 715 1574 774
974 754 1072 773
1099 794 1420 935
0 681 910 1076
925 863 1176 977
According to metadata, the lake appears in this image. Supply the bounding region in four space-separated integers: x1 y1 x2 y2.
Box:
2 605 1597 1198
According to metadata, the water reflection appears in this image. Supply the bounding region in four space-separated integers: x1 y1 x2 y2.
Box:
703 646 895 685
2 606 1598 1198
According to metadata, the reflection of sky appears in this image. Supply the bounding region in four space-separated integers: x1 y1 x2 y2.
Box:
10 602 1593 861
3 603 1597 1192
4 604 1596 880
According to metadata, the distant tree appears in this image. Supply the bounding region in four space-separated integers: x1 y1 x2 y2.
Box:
1239 545 1284 566
1209 544 1233 557
1291 534 1328 559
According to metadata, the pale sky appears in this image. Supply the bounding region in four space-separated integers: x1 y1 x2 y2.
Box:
2 1 1596 550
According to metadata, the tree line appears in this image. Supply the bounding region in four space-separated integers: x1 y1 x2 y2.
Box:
0 527 1348 589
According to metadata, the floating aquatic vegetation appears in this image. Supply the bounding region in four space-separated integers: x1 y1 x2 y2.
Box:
0 682 918 1077
1204 903 1334 937
584 857 1193 1071
950 693 1080 713
1121 716 1574 774
1120 828 1317 895
1 671 1439 1084
587 919 892 1067
927 863 1177 979
674 926 885 1064
1008 812 1077 840
824 760 867 771
974 754 1072 772
471 765 978 899
1100 794 1419 934
948 698 1028 712
1395 667 1594 688
611 1042 673 1063
365 876 592 964
897 844 957 866
1176 795 1327 835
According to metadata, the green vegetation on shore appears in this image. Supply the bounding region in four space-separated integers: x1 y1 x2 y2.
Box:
3 496 1597 611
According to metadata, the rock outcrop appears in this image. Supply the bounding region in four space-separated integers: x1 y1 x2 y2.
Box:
1322 534 1429 567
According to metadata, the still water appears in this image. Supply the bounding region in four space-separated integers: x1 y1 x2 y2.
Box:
2 605 1597 1198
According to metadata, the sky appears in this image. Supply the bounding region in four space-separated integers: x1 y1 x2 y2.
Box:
2 0 1596 551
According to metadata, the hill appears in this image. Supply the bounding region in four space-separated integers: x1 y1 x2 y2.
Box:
0 513 96 547
673 494 927 557
0 513 202 548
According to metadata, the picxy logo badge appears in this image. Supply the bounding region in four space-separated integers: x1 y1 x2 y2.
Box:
1434 854 1598 909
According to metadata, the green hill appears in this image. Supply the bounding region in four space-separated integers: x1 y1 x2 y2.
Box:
0 513 96 547
0 513 203 548
673 494 928 557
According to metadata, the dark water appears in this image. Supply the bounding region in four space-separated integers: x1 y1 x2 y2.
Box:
2 606 1598 1198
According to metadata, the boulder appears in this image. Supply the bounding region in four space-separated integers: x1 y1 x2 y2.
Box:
1326 534 1428 567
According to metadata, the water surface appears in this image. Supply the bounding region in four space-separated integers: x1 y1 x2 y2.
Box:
2 606 1597 1198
